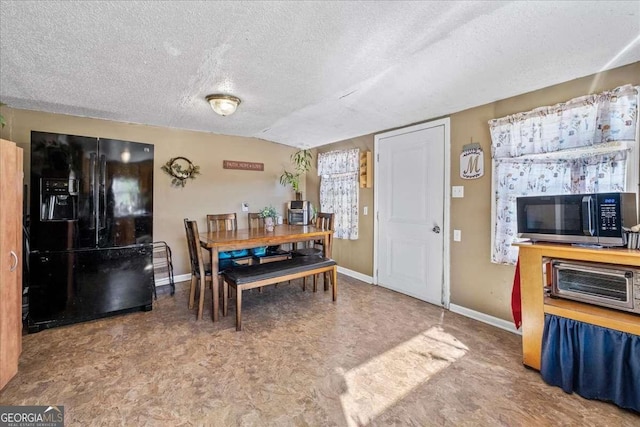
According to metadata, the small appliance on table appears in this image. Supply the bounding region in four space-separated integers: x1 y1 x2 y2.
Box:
287 200 313 225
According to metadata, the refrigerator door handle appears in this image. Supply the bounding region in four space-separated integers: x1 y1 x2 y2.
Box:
89 153 97 233
99 154 107 231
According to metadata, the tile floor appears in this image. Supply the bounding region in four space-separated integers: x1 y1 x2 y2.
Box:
1 274 637 426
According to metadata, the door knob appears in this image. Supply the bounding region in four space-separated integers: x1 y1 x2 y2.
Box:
432 225 441 234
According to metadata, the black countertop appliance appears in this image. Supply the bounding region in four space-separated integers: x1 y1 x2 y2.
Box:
288 200 313 225
28 131 154 332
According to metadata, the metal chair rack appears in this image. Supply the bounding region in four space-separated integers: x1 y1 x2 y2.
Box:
152 241 175 298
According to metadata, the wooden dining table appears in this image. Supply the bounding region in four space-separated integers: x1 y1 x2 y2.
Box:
199 224 333 321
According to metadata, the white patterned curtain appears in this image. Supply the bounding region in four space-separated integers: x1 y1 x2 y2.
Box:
318 149 360 240
489 84 638 265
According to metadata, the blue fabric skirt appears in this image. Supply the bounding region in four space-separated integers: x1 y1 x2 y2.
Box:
541 314 639 412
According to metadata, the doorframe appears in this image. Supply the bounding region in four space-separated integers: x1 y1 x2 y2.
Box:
373 117 451 308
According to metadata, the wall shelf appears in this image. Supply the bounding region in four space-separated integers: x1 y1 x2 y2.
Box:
359 151 372 188
544 297 640 335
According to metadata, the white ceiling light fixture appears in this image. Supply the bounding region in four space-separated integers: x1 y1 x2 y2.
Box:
206 94 241 116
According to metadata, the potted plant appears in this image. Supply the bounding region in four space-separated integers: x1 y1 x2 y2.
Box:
259 205 278 231
279 149 312 200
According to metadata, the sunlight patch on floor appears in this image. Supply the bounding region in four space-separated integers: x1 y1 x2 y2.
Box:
339 326 468 427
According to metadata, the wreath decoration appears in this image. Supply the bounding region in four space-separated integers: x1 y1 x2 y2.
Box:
161 156 200 187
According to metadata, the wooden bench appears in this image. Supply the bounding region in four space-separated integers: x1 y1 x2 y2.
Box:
221 256 338 331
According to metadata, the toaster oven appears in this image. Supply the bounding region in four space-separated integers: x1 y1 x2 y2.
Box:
551 259 640 314
288 200 311 225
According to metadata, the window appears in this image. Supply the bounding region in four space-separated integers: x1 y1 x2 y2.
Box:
317 149 360 239
489 84 639 265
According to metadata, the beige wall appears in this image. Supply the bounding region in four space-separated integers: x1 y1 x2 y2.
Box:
0 109 300 276
316 61 640 321
308 135 375 276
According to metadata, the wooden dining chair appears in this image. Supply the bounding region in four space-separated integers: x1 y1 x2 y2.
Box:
247 213 291 291
184 218 212 320
207 213 238 232
293 212 334 291
207 213 252 267
247 212 264 230
248 213 291 263
294 212 334 256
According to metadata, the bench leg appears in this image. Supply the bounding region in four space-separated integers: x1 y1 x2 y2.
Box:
302 276 306 291
332 267 338 301
222 281 229 316
324 272 329 292
313 274 317 292
236 286 243 331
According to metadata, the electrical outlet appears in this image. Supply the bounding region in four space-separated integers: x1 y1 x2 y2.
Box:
453 229 462 242
452 186 464 198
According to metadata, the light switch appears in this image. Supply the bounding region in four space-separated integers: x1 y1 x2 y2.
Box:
363 206 368 215
452 186 464 198
453 229 462 242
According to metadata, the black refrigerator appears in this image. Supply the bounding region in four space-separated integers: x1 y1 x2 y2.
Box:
28 131 154 332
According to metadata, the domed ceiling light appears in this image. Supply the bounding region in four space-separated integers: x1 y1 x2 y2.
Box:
206 94 241 116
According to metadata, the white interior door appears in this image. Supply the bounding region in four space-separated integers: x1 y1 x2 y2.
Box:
374 119 449 306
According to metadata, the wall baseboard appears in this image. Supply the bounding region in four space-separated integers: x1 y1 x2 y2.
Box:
159 269 376 288
337 266 373 284
155 273 190 287
449 303 522 335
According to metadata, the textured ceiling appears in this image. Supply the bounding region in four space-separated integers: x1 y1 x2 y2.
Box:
1 1 639 148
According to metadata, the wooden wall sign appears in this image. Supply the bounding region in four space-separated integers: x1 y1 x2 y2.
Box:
223 160 264 171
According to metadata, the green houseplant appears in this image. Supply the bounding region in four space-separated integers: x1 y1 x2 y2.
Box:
279 149 312 200
259 205 278 232
258 205 277 219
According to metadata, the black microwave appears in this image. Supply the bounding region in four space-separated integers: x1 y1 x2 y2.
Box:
516 192 638 246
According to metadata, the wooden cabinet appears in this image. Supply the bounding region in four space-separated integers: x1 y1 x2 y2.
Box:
516 243 640 370
0 138 23 390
